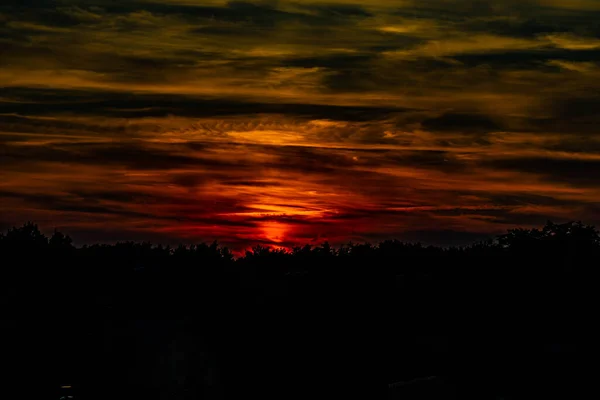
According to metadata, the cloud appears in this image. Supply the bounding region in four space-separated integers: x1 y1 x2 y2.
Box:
0 87 409 120
484 157 600 187
545 33 600 50
420 112 504 134
383 34 543 59
2 0 600 248
537 0 600 11
547 59 599 73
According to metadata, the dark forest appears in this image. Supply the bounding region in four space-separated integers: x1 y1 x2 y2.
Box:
2 221 599 399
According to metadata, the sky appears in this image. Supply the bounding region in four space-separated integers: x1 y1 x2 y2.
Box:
1 0 600 250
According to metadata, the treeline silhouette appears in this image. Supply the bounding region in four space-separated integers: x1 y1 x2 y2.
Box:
2 221 599 399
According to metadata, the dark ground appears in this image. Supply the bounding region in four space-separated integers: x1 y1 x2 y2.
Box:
2 221 599 399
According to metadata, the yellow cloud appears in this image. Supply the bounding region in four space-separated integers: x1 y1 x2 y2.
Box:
377 18 439 35
545 33 600 50
384 34 542 58
547 60 599 73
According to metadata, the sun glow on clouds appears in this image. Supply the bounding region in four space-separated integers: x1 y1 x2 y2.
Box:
260 221 288 244
223 203 330 218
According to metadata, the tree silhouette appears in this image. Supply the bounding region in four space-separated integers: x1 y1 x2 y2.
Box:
1 220 598 399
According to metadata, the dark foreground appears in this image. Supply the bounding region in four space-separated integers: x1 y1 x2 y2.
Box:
2 221 599 399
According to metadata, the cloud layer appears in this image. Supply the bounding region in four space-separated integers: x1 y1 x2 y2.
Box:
2 1 600 249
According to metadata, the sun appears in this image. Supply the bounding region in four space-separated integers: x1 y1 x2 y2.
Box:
261 221 288 244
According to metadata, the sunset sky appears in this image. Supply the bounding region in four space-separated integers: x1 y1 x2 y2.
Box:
2 0 600 250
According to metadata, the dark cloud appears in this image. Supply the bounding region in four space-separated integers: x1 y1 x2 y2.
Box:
453 49 600 68
89 54 205 83
487 213 571 227
224 180 283 188
381 150 470 172
0 87 409 121
321 69 387 93
307 4 373 18
168 173 213 189
190 25 251 37
0 189 161 220
464 18 571 38
421 113 503 134
482 193 573 207
0 141 241 171
285 53 375 69
64 188 255 219
0 114 120 137
220 1 323 27
98 0 348 28
543 137 600 154
549 94 600 121
0 187 261 229
484 157 600 187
